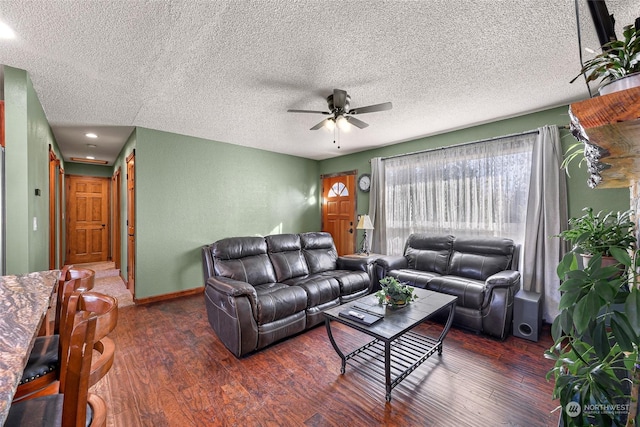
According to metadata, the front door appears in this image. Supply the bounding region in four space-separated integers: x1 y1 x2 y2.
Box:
321 173 356 256
66 175 110 264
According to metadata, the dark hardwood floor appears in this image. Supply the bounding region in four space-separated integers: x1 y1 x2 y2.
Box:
91 294 559 426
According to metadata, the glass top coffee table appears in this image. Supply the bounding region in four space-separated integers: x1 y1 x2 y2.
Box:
324 287 457 402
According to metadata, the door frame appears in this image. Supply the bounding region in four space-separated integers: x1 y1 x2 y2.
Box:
126 151 136 294
112 167 122 272
320 170 358 254
48 147 59 269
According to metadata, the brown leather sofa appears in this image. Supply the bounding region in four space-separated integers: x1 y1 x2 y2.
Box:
202 232 371 357
374 234 520 340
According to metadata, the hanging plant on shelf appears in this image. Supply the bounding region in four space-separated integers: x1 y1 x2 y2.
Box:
571 24 640 95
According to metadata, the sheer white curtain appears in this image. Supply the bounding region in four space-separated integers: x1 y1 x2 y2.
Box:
378 133 536 255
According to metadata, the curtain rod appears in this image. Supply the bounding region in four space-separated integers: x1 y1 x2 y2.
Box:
380 128 542 161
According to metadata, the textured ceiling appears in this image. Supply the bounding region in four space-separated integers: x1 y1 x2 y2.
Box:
0 0 637 163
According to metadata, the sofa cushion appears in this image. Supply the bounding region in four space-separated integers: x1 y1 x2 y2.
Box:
266 234 310 281
300 232 338 274
253 282 308 325
284 275 340 307
388 269 442 288
404 234 454 275
448 237 514 280
212 237 277 285
427 275 486 309
318 270 370 297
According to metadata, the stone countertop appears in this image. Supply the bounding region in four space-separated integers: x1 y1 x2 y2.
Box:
0 270 58 425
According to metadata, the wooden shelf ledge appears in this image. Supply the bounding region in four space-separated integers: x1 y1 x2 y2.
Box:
569 86 640 188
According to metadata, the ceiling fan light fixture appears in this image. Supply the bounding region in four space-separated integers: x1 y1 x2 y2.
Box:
325 118 336 131
336 115 350 132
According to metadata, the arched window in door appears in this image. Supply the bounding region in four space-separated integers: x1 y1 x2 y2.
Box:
328 182 349 197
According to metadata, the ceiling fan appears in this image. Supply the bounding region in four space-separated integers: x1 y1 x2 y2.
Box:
287 89 392 131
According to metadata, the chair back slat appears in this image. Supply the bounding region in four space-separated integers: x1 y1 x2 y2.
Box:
58 291 117 427
54 267 96 334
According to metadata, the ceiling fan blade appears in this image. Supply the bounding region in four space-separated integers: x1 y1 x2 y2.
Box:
287 109 330 115
310 118 332 130
345 116 369 129
333 89 348 109
349 102 393 115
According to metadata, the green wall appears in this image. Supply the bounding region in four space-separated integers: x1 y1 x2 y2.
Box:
319 106 630 236
4 66 58 274
117 127 319 299
65 162 112 177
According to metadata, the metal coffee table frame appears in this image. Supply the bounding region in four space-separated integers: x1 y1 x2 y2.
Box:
324 288 457 402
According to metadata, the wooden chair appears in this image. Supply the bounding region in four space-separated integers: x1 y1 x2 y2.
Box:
39 266 96 336
13 267 97 402
6 291 118 427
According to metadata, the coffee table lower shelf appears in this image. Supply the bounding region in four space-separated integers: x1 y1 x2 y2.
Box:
338 330 442 401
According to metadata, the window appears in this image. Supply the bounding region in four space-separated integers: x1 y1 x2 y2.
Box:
383 133 536 255
328 182 349 197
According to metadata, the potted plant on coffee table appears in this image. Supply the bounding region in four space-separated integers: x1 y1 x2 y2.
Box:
546 209 640 426
375 276 417 307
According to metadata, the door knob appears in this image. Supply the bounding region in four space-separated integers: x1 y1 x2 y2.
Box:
348 228 353 234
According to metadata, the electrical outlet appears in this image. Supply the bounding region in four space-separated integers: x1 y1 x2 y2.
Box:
33 217 37 231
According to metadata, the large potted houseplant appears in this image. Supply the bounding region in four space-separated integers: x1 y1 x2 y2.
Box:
555 207 635 263
547 212 640 426
571 24 640 95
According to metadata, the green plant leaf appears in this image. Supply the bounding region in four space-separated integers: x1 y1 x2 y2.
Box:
610 246 632 266
559 309 574 337
594 280 617 302
559 278 587 293
592 321 611 360
610 314 636 352
551 315 564 342
559 289 581 310
624 288 640 336
574 292 603 334
557 252 577 278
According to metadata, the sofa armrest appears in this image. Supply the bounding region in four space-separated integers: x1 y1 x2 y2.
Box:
337 256 370 272
375 255 408 271
483 270 520 307
206 276 258 317
372 256 408 291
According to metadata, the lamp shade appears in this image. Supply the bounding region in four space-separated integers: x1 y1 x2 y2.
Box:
356 214 374 230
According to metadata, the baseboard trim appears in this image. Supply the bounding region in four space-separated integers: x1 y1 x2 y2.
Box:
134 287 204 305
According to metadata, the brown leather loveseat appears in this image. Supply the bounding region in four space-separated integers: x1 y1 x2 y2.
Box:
374 234 520 340
202 232 371 357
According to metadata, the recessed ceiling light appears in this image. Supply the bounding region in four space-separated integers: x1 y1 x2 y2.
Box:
70 157 108 165
0 22 16 39
85 133 98 138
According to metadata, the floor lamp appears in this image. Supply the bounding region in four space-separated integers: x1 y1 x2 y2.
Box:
356 214 374 255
